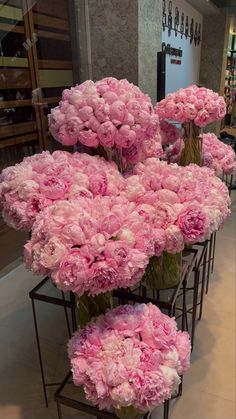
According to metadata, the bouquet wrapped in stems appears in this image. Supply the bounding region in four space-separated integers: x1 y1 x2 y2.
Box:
156 85 226 166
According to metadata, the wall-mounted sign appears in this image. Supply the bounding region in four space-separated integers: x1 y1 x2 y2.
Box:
162 0 201 46
162 42 183 57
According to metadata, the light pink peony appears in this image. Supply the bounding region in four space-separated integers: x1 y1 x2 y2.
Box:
68 303 191 412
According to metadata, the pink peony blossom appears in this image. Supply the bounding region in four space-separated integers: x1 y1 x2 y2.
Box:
68 303 191 412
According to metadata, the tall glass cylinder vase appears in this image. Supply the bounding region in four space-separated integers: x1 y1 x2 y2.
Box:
142 252 182 290
179 122 202 166
115 407 148 419
77 292 112 327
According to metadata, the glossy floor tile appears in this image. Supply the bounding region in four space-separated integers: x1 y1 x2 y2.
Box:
0 192 235 419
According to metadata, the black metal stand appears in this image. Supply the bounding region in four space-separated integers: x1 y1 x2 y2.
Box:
205 232 217 295
29 276 77 407
54 371 168 419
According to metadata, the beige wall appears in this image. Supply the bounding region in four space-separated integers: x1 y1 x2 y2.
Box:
75 0 162 102
138 0 162 102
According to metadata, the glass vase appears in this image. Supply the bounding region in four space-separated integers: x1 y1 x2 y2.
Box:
142 252 182 290
77 292 112 327
179 122 202 166
115 406 148 419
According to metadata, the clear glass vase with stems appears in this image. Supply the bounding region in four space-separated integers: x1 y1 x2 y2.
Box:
179 121 202 166
142 252 182 290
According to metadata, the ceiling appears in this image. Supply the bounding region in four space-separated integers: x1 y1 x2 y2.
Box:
186 0 220 15
187 0 236 15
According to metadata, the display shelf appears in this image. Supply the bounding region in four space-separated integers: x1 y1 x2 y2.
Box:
38 59 72 69
0 57 28 67
33 12 68 31
32 0 68 19
0 68 31 89
36 29 70 42
39 69 73 88
0 4 23 21
0 99 32 109
0 132 38 149
0 22 24 33
0 121 36 139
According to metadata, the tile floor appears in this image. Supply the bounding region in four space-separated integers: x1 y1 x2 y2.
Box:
0 193 235 419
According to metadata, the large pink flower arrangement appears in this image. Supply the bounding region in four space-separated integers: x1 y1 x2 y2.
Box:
0 151 125 231
156 85 226 127
202 133 236 175
48 78 162 165
68 303 191 414
122 159 231 250
24 196 151 293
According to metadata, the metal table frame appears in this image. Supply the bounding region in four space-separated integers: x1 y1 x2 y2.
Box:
29 276 77 407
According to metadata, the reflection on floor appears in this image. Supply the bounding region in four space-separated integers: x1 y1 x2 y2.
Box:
0 193 235 419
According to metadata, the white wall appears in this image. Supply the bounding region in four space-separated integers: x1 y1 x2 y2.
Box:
162 0 203 94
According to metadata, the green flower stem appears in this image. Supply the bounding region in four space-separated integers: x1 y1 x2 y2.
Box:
115 406 147 419
143 252 182 290
180 122 202 166
77 292 112 327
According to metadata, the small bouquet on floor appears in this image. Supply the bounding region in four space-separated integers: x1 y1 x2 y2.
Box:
48 77 162 168
68 303 191 419
155 85 226 166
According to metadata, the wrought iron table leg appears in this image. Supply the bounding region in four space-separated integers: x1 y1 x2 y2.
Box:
31 299 48 407
181 278 187 332
191 268 199 348
206 236 213 294
199 245 207 321
211 232 216 274
56 400 63 419
163 400 169 419
61 291 71 338
70 293 77 332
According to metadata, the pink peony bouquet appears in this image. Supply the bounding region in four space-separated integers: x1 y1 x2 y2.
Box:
0 151 125 231
24 196 151 294
155 85 226 128
202 133 236 175
48 77 162 166
122 158 231 250
68 303 191 416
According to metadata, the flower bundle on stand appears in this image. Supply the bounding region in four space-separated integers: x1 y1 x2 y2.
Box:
0 151 125 231
0 78 232 418
202 133 236 175
68 303 191 419
122 158 231 288
48 77 162 169
156 85 226 166
160 130 236 176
